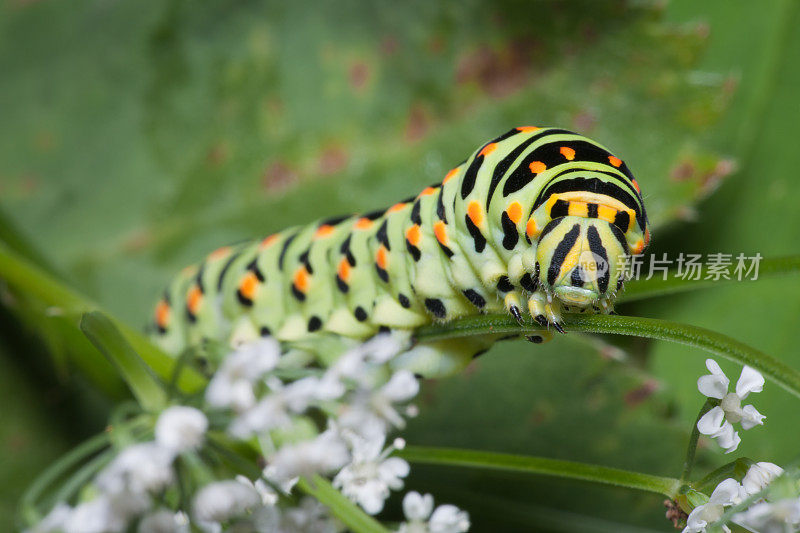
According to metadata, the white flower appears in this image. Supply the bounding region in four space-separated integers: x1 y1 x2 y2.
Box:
265 428 350 484
193 479 263 524
228 376 332 438
398 491 470 533
358 333 406 365
333 434 409 514
138 509 190 533
733 498 800 533
280 497 341 533
205 338 281 411
741 462 784 497
327 334 405 384
235 474 280 506
155 406 208 452
682 478 740 533
63 496 121 533
338 370 420 440
697 360 765 453
95 442 175 495
26 503 72 533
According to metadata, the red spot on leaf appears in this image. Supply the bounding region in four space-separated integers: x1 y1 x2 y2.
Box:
262 161 299 192
624 379 659 408
317 146 349 176
349 61 370 92
405 104 430 143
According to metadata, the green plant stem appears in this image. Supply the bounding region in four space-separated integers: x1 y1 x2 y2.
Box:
619 255 800 303
398 446 682 498
415 313 800 399
297 475 390 533
681 399 716 483
18 431 110 525
0 241 206 393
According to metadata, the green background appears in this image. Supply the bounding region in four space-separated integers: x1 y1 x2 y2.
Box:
1 0 799 530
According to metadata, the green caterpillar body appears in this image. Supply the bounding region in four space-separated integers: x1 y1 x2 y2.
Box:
151 126 650 376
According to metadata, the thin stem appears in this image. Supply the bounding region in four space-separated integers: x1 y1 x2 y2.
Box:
619 256 800 304
681 399 716 483
398 446 682 498
414 313 800 400
297 475 390 533
18 431 110 525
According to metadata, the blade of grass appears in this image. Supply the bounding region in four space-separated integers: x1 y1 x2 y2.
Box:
619 255 800 303
80 311 168 412
397 446 681 498
414 313 800 399
297 475 390 533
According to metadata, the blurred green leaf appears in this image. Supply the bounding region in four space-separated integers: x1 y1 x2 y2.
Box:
79 312 167 412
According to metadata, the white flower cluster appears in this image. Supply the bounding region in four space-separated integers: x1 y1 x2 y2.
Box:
696 359 765 453
28 405 207 533
28 334 470 533
683 462 794 533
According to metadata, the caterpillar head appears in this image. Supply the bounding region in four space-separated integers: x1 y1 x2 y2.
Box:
534 216 631 309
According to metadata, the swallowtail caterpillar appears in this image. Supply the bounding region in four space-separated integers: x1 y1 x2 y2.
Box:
151 127 650 377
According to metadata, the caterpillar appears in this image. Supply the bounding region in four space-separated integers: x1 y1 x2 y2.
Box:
151 127 650 376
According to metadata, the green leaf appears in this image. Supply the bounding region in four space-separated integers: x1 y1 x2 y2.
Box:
297 475 389 533
398 446 681 498
0 241 206 394
79 311 167 412
415 313 800 399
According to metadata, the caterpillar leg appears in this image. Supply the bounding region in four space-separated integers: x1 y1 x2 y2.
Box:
503 291 525 323
527 291 565 334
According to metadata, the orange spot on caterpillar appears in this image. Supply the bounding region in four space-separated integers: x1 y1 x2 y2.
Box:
314 224 336 238
155 300 170 329
186 285 203 315
529 161 547 174
355 217 374 230
443 168 459 183
260 234 279 249
418 186 437 197
644 227 651 248
631 179 641 194
526 219 538 238
516 126 540 133
406 224 421 246
608 155 623 167
293 266 310 293
337 258 351 282
467 201 483 227
560 146 576 161
208 246 232 261
506 201 522 224
376 245 388 270
433 220 448 245
632 239 645 255
238 271 260 301
479 142 497 157
388 202 408 213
